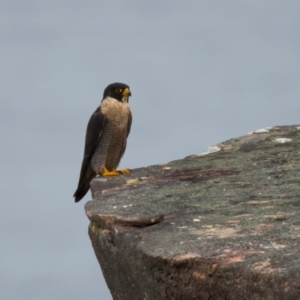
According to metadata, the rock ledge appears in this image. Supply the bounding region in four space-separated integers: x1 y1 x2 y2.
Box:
85 125 300 300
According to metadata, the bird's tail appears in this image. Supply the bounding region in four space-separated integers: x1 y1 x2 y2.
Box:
73 170 96 203
73 184 90 203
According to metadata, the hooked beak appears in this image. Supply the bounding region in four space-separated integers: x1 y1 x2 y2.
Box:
122 88 131 97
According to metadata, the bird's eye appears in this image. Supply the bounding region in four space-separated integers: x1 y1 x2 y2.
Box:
115 88 122 93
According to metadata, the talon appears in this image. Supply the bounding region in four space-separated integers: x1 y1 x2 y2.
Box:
118 168 130 174
101 167 120 176
101 167 130 176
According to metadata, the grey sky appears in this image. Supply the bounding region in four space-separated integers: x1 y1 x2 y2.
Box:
1 1 300 299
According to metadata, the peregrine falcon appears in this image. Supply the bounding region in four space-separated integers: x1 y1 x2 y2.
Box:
73 82 132 202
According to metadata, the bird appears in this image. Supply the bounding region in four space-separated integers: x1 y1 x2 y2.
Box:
73 82 132 202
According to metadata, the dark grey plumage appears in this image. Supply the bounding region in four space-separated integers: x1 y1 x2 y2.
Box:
74 82 132 202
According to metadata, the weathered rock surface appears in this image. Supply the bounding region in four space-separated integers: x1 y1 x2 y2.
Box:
85 125 300 300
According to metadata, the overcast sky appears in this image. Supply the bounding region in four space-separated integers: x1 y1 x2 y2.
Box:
1 1 300 299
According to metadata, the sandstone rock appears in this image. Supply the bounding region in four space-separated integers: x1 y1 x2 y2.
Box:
85 125 300 300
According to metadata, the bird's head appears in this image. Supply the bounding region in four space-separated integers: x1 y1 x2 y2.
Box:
103 82 131 103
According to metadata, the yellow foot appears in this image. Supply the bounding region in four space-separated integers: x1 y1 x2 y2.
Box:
101 167 130 176
117 168 130 174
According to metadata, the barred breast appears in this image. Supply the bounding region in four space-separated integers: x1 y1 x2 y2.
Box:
91 97 131 174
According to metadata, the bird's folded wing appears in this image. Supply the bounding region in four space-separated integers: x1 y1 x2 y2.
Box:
77 107 106 184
